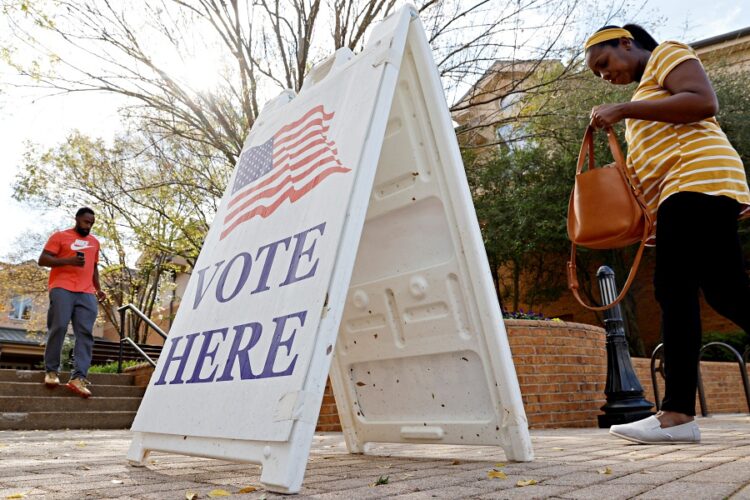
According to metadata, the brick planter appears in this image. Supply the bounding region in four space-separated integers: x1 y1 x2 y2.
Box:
505 319 607 428
124 362 155 387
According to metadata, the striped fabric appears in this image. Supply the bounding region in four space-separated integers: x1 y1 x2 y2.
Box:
624 41 750 241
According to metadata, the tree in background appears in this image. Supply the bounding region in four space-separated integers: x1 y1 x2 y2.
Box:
467 54 750 356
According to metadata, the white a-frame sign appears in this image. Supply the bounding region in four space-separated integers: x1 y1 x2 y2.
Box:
128 4 533 493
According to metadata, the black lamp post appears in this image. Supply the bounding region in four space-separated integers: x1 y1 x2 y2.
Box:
597 265 654 428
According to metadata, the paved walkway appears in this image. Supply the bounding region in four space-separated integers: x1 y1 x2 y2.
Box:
1 414 749 499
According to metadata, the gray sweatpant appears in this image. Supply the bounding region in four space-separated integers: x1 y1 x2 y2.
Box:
44 288 98 379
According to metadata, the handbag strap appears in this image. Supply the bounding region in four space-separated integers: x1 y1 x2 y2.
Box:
576 124 627 175
566 221 649 311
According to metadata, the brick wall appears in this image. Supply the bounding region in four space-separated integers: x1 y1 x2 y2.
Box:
317 378 342 432
632 358 750 415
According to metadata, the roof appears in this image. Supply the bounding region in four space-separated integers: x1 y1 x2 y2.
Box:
0 327 45 345
691 26 750 49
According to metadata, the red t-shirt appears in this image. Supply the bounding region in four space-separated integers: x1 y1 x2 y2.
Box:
43 229 100 294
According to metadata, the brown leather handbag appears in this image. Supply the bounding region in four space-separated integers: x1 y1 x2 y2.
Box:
566 125 653 311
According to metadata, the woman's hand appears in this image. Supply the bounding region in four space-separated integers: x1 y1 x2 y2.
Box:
590 103 626 128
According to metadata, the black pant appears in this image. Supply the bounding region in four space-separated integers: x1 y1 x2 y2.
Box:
656 192 750 416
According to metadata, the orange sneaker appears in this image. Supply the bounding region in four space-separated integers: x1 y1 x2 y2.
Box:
66 378 92 398
44 371 60 388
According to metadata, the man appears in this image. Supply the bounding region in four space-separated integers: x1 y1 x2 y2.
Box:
38 207 106 398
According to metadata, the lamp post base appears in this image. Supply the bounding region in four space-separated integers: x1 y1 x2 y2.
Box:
598 410 654 428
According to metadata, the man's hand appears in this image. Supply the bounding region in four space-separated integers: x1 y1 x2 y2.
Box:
67 255 86 267
96 290 107 302
590 103 626 128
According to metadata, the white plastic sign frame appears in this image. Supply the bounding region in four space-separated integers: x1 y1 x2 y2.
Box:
128 5 532 494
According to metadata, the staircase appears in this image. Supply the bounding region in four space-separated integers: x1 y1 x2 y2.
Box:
0 369 145 430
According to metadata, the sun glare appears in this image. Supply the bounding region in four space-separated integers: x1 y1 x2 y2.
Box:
178 52 226 92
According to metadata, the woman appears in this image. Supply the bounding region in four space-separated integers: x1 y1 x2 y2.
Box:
585 24 750 444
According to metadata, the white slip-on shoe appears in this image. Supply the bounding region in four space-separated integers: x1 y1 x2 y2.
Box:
609 415 700 444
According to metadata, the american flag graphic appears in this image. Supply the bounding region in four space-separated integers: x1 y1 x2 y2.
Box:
221 105 350 240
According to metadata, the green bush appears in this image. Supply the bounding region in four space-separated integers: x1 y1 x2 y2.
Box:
88 360 142 373
700 331 749 362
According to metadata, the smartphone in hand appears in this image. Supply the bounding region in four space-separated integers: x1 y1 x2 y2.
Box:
76 251 85 264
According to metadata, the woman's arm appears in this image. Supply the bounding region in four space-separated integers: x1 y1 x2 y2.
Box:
591 59 718 127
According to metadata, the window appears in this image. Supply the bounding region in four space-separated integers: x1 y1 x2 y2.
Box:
9 296 33 321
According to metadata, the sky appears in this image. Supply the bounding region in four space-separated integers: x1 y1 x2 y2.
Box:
1 0 749 258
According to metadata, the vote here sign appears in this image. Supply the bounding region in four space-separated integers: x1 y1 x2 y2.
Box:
130 64 383 443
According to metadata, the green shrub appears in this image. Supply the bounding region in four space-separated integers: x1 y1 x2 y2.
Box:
700 331 749 362
88 360 142 373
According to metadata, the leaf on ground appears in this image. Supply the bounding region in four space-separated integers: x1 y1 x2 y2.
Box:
77 465 91 471
598 467 613 475
551 447 564 451
494 462 506 468
516 479 538 487
75 442 87 448
238 486 258 493
208 489 231 497
185 492 199 500
369 475 389 487
487 470 507 479
450 460 461 465
5 493 27 499
110 479 123 484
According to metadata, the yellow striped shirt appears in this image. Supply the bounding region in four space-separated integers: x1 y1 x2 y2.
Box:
624 41 750 239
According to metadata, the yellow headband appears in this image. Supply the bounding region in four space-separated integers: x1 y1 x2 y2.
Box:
584 28 633 50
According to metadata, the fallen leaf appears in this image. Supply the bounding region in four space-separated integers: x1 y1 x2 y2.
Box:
551 447 564 451
369 475 390 487
598 467 612 475
185 492 199 500
450 460 461 465
77 465 91 471
494 462 506 467
487 470 507 479
238 486 258 493
208 490 231 498
516 479 538 487
111 479 123 484
75 442 87 448
5 493 27 499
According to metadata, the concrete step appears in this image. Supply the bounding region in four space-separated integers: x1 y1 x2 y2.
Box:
1 382 145 398
0 396 142 412
0 411 136 430
0 369 135 386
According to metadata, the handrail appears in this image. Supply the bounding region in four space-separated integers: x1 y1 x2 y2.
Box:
117 303 167 373
121 337 156 367
117 304 167 340
650 341 750 417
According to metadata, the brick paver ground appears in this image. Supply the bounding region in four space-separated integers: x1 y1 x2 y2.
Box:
1 414 749 499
